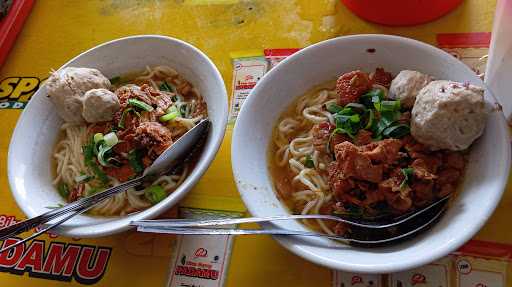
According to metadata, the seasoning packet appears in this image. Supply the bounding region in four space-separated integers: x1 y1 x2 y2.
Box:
228 50 268 124
166 207 244 287
263 48 300 69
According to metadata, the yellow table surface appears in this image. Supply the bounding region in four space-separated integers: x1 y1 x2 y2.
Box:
0 1 508 286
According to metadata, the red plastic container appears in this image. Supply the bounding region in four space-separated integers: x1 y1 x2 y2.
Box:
341 0 464 26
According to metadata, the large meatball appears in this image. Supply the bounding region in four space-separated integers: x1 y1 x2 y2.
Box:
46 67 111 123
411 80 488 151
389 70 433 108
82 89 120 123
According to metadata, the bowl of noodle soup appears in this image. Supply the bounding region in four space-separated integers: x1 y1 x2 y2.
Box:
8 35 228 237
232 35 510 272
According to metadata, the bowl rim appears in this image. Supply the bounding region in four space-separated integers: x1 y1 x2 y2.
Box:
7 34 228 238
232 34 511 273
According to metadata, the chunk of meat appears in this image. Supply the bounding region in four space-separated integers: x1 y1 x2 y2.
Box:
134 122 173 156
115 84 173 117
328 162 355 198
333 222 349 235
354 129 373 146
438 183 455 197
336 71 372 106
105 164 136 182
361 139 403 165
411 159 437 180
403 136 429 159
378 176 403 194
116 84 153 109
113 140 135 154
331 141 383 183
370 68 393 88
398 111 411 125
437 168 461 185
312 122 332 152
412 181 434 202
444 152 465 170
68 184 85 202
311 122 349 154
140 84 173 116
385 192 413 212
191 98 208 118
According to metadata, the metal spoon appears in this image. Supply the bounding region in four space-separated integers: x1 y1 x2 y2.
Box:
0 118 210 251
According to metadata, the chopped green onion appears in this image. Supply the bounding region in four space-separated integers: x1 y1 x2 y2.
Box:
326 103 343 114
179 104 189 117
97 144 114 167
359 89 384 107
171 95 179 102
400 167 414 190
364 109 374 129
144 185 167 204
83 144 109 184
93 133 104 144
304 155 315 168
128 149 144 174
46 203 65 210
160 112 179 122
338 107 354 115
159 81 176 93
118 108 133 129
74 174 93 183
349 114 360 123
345 103 366 113
166 105 178 114
128 98 154 112
57 182 69 198
103 132 118 147
86 187 102 196
333 127 355 139
380 100 401 112
382 124 410 138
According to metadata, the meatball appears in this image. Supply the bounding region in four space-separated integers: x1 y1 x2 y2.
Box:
46 67 111 123
389 70 433 108
82 89 120 123
411 80 488 151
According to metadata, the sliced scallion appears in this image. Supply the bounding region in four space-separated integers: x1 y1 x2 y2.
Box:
128 98 154 112
382 124 410 138
74 174 93 183
144 185 167 204
93 133 104 144
304 155 314 168
159 112 179 122
103 132 118 147
326 103 343 114
57 182 69 198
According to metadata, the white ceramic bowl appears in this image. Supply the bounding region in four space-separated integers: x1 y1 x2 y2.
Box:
8 35 228 238
232 34 511 273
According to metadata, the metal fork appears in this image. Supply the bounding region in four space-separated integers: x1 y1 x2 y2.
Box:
133 205 446 245
131 195 450 244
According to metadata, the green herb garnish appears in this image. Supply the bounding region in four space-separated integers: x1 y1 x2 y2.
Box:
57 182 69 198
400 167 414 190
128 149 144 174
144 185 167 204
159 81 176 93
128 98 154 112
304 155 314 168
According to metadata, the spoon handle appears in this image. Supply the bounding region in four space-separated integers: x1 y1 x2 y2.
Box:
0 176 143 241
